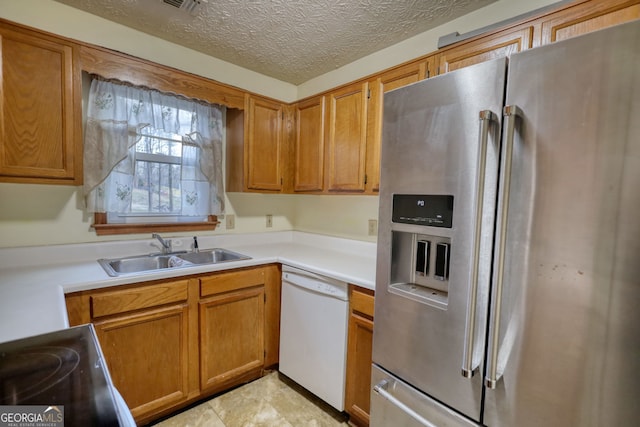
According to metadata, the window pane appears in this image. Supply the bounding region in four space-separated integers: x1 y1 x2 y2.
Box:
136 127 184 157
131 161 182 214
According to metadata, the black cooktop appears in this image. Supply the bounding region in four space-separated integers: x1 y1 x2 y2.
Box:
0 324 122 426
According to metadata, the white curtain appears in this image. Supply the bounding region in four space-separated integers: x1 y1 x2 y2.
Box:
83 77 225 215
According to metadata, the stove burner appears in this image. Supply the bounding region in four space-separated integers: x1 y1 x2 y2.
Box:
0 346 80 404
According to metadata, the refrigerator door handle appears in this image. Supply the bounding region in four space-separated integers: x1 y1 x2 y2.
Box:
461 109 495 379
485 105 522 389
373 379 438 427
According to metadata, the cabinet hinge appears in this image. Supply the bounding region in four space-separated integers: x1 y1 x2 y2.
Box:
427 69 430 78
364 174 368 185
280 177 283 185
367 89 371 99
264 293 267 303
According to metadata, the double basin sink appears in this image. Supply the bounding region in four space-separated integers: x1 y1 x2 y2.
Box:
98 248 251 277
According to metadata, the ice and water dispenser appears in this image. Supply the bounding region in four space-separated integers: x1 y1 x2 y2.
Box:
390 195 453 308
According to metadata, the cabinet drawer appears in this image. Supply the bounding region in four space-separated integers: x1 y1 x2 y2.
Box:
91 279 189 318
350 286 375 318
200 267 265 297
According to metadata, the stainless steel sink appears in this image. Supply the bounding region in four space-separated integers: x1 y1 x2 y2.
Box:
98 248 251 277
177 249 249 264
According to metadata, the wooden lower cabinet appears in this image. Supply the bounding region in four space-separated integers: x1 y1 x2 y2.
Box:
199 269 266 394
65 264 280 426
345 285 375 427
94 304 190 420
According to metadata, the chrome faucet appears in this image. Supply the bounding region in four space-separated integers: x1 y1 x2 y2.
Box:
152 233 172 254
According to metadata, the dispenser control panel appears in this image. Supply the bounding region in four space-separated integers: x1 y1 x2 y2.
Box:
392 195 453 228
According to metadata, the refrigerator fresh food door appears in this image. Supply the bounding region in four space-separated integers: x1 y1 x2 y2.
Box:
484 20 640 426
373 58 507 423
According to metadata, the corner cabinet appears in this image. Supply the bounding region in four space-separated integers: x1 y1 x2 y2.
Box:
0 21 81 184
345 285 375 427
293 95 326 192
65 264 281 426
245 95 285 192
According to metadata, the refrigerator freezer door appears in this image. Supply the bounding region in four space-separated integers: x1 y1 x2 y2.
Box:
373 58 507 422
370 364 480 427
484 21 640 426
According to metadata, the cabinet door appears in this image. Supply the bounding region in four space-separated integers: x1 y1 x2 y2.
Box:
437 26 534 74
345 286 375 427
245 95 284 191
199 286 265 393
0 24 81 184
539 0 640 44
94 304 190 422
294 96 326 192
366 60 432 192
326 81 369 192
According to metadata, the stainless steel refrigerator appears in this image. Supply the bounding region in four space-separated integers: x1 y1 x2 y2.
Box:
371 20 640 427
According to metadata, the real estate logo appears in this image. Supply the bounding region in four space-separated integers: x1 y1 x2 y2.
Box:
0 405 64 427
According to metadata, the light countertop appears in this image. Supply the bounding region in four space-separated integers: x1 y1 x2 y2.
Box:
0 231 377 343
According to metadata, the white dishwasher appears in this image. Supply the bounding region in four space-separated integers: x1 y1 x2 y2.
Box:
279 265 349 411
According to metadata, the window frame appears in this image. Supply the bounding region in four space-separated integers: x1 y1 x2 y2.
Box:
93 212 219 235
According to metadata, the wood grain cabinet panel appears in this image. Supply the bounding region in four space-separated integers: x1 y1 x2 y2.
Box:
539 0 640 44
294 95 326 192
93 304 190 421
0 23 81 184
345 286 375 427
199 285 265 393
245 95 284 191
90 279 188 318
326 82 369 192
437 26 534 74
366 60 431 192
200 267 265 296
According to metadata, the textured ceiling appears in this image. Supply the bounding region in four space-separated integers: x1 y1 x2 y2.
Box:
54 0 496 84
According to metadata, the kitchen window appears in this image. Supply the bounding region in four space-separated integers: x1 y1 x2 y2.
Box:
83 77 225 235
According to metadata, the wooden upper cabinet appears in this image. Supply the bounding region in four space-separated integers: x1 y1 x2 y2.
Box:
245 95 284 191
437 26 534 74
0 23 81 184
326 81 369 192
294 95 326 192
539 0 640 44
366 60 432 192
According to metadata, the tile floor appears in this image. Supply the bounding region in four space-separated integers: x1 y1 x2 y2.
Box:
150 371 350 427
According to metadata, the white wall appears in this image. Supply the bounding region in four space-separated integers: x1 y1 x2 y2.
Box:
293 195 380 243
0 0 563 248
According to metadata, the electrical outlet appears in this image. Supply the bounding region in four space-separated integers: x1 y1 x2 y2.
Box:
266 214 273 228
226 214 235 229
368 219 378 236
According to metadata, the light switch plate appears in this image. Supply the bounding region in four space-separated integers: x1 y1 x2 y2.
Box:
266 214 273 228
226 214 235 229
368 219 378 236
